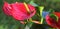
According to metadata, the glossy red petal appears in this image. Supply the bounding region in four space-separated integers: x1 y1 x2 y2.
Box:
53 12 60 18
10 2 36 20
53 12 60 28
45 15 58 28
3 2 12 16
53 12 60 22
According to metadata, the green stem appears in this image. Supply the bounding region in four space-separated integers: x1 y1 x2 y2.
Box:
39 6 44 24
29 18 32 22
40 17 44 24
24 18 33 29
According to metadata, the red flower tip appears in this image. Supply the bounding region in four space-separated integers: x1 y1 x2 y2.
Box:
3 2 12 16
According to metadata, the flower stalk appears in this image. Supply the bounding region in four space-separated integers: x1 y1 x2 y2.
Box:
39 6 44 24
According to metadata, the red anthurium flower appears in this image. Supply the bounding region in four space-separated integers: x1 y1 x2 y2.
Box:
46 15 58 28
53 12 60 23
45 12 60 28
3 2 36 21
53 12 60 28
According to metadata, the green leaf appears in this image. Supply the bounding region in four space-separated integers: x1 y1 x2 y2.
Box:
29 0 38 7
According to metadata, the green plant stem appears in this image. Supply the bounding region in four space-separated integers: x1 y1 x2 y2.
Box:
29 18 32 22
39 6 44 24
24 18 33 29
40 17 44 24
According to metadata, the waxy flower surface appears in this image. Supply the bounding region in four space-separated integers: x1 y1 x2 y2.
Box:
3 2 12 16
3 2 36 21
45 12 60 28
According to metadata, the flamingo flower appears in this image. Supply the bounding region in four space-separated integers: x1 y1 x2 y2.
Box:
3 2 36 21
45 12 60 29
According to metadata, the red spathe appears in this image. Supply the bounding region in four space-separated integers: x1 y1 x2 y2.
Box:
3 2 36 21
45 12 60 28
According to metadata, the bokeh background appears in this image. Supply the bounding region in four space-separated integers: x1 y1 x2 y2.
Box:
0 0 60 29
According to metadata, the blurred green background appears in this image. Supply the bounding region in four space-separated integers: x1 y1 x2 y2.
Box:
0 0 60 29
